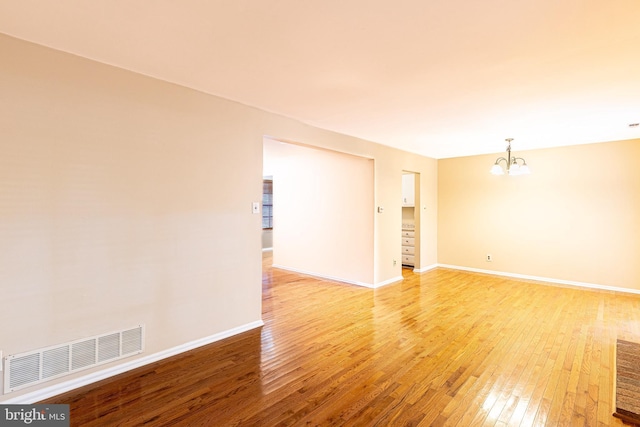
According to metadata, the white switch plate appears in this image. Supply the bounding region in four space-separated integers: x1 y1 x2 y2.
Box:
252 202 260 214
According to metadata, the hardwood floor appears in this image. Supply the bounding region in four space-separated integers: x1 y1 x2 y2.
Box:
44 253 640 426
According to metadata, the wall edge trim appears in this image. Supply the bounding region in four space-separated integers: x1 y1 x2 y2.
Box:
437 264 640 295
0 320 265 404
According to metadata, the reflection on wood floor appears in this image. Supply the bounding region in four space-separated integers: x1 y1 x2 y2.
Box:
45 252 640 426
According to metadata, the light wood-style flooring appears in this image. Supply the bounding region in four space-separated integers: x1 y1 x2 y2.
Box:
44 253 640 426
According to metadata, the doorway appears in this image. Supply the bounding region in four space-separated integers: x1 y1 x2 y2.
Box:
262 137 375 286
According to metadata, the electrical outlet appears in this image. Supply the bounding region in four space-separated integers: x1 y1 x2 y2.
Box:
393 259 397 266
486 254 492 262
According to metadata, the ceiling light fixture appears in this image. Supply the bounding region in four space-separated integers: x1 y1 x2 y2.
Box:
490 138 530 176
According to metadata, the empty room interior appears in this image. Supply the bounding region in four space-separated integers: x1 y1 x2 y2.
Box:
1 1 640 426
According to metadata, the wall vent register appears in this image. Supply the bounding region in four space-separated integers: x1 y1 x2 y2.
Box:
3 325 144 394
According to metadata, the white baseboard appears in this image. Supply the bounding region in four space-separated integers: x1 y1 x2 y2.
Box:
272 264 404 289
272 261 640 295
272 264 377 288
438 264 640 295
1 320 265 404
374 276 404 288
414 264 438 273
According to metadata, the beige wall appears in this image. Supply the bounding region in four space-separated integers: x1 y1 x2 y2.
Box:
0 33 437 400
372 159 437 278
265 140 375 285
0 33 267 400
438 139 640 290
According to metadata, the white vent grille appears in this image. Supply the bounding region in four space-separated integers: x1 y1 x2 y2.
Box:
122 327 143 354
42 346 69 379
3 325 144 394
71 339 96 371
98 333 120 363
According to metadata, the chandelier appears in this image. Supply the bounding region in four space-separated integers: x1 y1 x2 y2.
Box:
490 138 530 175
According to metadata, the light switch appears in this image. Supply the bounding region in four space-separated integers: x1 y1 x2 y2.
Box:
252 202 260 214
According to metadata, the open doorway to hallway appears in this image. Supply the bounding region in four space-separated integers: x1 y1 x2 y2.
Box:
262 137 375 287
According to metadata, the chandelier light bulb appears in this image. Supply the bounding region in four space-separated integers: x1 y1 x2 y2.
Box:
490 164 504 175
509 162 520 175
490 139 530 176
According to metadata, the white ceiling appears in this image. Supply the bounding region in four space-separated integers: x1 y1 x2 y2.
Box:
1 0 639 158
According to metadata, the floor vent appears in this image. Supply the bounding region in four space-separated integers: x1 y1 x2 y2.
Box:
3 325 144 394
